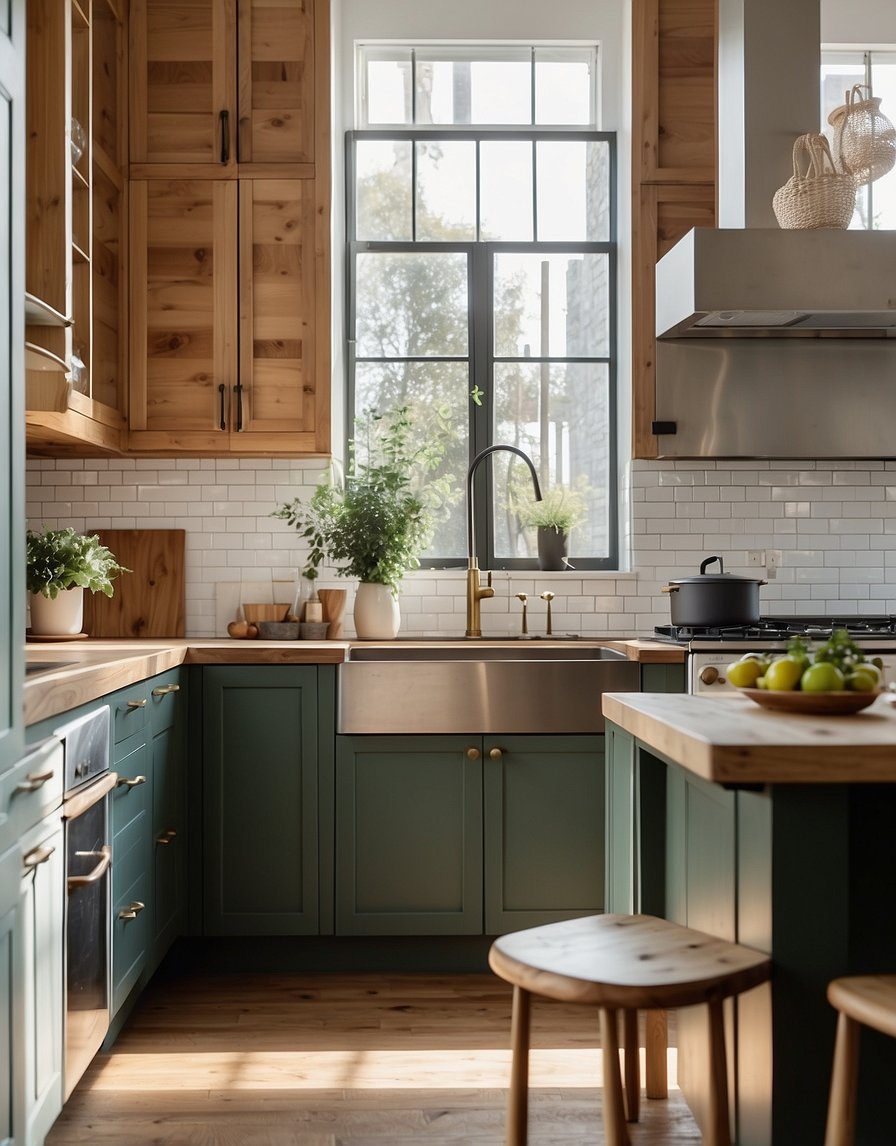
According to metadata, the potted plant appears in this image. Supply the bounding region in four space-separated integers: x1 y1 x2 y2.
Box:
516 481 590 571
26 526 128 636
273 407 454 638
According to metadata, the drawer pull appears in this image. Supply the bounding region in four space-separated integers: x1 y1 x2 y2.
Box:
117 774 147 789
68 846 111 892
22 844 55 871
126 699 147 709
15 768 55 794
465 746 481 761
156 829 177 845
489 747 504 760
118 900 145 922
151 684 181 697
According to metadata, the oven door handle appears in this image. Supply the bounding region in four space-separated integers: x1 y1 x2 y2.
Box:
67 845 111 893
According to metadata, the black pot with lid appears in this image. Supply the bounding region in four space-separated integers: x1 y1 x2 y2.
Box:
661 556 767 627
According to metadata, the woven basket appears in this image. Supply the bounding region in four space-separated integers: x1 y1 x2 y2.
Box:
827 84 896 185
772 133 856 229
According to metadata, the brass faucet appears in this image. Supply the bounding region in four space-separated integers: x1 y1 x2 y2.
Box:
465 445 542 637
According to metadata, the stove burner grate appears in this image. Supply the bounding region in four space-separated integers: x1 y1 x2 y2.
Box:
654 616 896 645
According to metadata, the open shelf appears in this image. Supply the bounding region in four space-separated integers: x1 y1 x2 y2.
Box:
25 293 72 327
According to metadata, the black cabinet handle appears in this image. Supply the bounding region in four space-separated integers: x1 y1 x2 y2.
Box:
219 109 230 164
234 382 244 431
218 383 226 430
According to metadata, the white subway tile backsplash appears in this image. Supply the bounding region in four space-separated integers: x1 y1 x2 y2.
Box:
25 456 896 637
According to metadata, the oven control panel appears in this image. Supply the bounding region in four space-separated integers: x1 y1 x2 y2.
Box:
690 649 896 696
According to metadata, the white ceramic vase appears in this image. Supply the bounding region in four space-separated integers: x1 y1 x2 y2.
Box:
29 586 85 636
353 582 400 639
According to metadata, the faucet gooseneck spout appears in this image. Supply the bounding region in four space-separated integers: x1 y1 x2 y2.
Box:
465 445 542 638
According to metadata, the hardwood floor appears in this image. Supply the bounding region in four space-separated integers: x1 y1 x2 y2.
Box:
47 972 702 1144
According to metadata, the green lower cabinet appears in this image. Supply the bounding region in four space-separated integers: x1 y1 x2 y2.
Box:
484 735 604 933
202 666 319 936
335 734 604 937
335 736 483 936
110 739 151 1015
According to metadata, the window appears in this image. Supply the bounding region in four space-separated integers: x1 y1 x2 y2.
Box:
821 50 896 229
347 45 617 569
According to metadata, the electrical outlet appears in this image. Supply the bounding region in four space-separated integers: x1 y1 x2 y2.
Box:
766 549 783 580
747 550 765 567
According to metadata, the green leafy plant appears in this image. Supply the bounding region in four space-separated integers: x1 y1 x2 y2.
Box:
514 479 590 535
272 407 456 596
26 527 129 599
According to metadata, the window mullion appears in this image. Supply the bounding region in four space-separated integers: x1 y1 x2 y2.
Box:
470 243 492 566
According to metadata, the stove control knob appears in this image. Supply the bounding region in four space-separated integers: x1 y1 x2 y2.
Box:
699 666 720 685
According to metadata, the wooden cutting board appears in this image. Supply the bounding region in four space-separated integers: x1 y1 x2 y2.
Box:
84 529 186 638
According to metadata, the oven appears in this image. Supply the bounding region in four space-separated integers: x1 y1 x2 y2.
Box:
58 706 116 1101
653 616 896 696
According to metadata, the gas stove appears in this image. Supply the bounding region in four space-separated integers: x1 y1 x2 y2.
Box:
653 616 896 695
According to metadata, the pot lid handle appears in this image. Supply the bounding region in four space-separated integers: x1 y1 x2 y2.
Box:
700 555 723 575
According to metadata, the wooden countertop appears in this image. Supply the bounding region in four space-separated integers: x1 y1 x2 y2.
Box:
25 636 678 726
602 691 896 786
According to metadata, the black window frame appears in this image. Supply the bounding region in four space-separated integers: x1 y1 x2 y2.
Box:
346 127 618 571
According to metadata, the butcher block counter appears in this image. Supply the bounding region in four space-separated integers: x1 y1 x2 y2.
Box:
602 689 896 785
24 636 679 726
602 690 896 1146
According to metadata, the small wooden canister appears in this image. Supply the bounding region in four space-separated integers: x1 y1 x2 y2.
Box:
318 589 347 639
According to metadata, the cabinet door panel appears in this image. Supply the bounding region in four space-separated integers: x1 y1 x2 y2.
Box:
203 667 319 935
130 0 236 166
484 735 604 934
238 0 314 165
237 179 317 437
336 736 483 936
129 180 237 442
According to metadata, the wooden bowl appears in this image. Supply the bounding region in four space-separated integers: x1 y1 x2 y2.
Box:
738 687 882 715
242 603 290 623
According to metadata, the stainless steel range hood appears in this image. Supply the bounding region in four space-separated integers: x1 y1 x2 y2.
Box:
653 0 896 459
657 228 896 338
655 0 896 341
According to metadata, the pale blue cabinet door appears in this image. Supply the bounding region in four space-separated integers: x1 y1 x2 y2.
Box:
0 0 25 777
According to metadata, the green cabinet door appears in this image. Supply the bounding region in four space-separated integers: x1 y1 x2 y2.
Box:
203 666 319 935
335 735 483 936
0 0 25 778
484 735 604 934
0 844 19 1146
110 738 151 1016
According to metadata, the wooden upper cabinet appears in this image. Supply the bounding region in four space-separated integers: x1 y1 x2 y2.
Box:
128 178 328 455
130 0 316 172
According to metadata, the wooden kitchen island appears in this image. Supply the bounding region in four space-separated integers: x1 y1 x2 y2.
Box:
602 691 896 1146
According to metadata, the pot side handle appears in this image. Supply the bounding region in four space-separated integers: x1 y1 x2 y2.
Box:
700 555 723 575
660 585 679 593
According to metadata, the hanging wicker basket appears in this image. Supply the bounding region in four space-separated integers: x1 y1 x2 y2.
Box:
772 133 857 230
827 84 896 186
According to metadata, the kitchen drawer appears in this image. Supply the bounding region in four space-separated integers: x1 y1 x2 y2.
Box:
111 741 149 836
112 869 149 1015
108 682 152 745
148 670 183 736
0 738 64 852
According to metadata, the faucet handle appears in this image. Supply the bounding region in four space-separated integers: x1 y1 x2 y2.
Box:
516 593 529 637
540 591 554 637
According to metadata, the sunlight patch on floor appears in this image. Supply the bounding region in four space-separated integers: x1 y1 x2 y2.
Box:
85 1047 680 1092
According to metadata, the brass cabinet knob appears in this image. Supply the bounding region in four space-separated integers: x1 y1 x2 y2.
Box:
126 698 147 709
489 747 504 760
22 844 55 872
156 829 177 845
15 768 54 794
151 683 181 697
466 746 481 760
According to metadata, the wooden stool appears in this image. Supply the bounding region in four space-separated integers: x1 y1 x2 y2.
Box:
824 975 896 1146
488 913 771 1146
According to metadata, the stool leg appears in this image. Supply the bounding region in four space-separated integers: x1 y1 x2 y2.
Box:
704 998 732 1146
622 1008 641 1123
645 1009 668 1099
506 985 531 1146
824 1011 861 1146
600 1007 631 1146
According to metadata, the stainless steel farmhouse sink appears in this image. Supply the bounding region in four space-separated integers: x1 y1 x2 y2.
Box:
338 645 640 734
